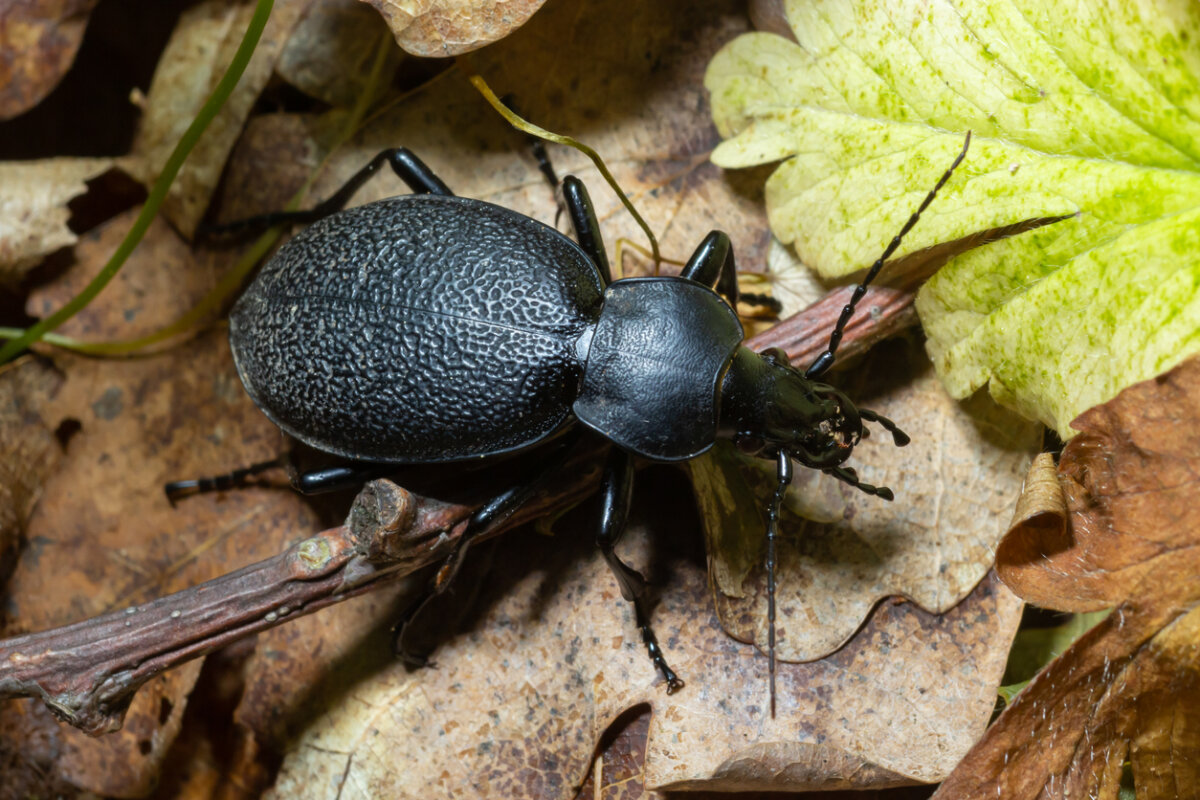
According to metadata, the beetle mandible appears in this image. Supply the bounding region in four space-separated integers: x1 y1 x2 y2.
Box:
170 132 971 712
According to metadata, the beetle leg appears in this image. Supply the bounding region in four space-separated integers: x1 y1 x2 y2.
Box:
392 435 579 666
561 176 612 286
680 231 739 309
391 481 533 666
200 148 453 240
595 447 685 693
765 449 793 718
290 462 397 494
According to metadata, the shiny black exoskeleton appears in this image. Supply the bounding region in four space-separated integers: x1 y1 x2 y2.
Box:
170 134 970 713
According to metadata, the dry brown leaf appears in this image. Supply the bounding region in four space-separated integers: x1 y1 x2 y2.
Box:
277 0 404 107
265 514 1020 797
694 339 1039 660
0 357 63 592
0 157 113 282
121 0 311 238
0 207 321 796
361 0 548 57
0 0 98 121
935 356 1200 800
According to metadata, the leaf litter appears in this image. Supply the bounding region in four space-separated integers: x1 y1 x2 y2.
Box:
0 0 1037 795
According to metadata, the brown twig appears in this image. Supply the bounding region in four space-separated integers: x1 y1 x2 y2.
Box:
0 277 922 735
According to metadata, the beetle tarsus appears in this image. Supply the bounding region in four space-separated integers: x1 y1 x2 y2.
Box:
164 456 286 503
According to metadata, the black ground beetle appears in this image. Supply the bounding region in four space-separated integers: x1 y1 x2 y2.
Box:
169 132 970 714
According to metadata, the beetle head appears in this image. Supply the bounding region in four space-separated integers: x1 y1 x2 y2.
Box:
722 347 906 470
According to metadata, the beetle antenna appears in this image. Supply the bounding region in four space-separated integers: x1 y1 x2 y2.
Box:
860 408 910 447
766 449 793 718
805 132 972 380
824 465 895 501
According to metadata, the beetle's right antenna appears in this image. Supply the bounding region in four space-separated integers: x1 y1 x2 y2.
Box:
805 132 971 380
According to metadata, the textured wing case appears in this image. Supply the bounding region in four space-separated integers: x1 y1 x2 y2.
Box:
574 278 743 460
230 195 604 462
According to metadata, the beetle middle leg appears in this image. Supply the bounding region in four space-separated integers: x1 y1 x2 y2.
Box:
392 436 579 666
201 148 454 239
561 176 613 286
596 447 685 693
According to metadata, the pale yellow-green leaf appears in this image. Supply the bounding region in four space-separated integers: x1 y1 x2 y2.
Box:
706 0 1200 436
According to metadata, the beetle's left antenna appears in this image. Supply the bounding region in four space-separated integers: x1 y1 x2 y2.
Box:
805 132 971 380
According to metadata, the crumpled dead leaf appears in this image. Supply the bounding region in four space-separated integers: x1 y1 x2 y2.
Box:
0 206 321 797
934 355 1200 800
693 338 1039 660
0 0 98 121
360 0 548 57
0 157 113 283
121 0 311 239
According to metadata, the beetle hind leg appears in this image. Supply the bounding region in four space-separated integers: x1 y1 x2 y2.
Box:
596 448 685 693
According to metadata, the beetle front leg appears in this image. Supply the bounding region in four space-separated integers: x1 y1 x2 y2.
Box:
201 148 454 239
596 448 685 693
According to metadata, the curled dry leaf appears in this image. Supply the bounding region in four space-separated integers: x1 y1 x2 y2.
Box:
0 207 321 796
935 356 1200 800
693 338 1039 661
0 157 113 283
121 0 311 238
361 0 549 58
0 0 98 120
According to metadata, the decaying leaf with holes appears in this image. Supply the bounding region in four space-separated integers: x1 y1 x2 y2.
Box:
120 0 311 238
934 356 1200 800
